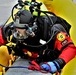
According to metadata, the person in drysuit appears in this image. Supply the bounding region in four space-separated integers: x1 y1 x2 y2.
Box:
0 0 76 75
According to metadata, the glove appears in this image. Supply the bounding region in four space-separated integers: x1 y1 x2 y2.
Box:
41 61 60 73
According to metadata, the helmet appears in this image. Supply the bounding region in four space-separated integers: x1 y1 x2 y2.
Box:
13 10 36 40
14 10 33 29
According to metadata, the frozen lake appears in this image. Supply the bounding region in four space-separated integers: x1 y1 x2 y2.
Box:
0 0 17 25
0 0 76 25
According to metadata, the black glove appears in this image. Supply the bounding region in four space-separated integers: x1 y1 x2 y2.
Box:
12 43 28 59
39 49 61 62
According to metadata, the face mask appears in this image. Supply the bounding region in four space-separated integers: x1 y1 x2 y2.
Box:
13 28 28 40
13 27 36 41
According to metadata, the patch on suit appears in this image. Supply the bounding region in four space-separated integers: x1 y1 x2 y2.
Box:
61 40 68 46
57 33 65 41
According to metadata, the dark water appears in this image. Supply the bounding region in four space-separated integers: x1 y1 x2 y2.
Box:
0 0 17 25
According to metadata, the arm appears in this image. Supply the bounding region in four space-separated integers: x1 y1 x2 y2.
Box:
41 24 76 73
55 32 76 63
0 28 6 45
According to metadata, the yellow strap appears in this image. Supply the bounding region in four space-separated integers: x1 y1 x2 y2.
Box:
2 67 5 75
0 72 2 75
27 51 32 57
9 60 12 67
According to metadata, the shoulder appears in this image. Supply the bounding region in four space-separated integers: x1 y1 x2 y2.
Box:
2 22 14 40
0 28 6 45
51 24 67 33
49 24 67 39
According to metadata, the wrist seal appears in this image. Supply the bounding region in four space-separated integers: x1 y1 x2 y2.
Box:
54 58 66 69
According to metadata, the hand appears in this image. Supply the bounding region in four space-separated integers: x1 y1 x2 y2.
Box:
41 61 60 73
